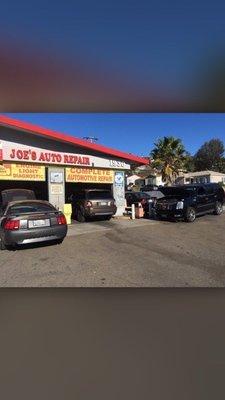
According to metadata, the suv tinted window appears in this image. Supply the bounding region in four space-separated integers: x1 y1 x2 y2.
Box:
197 187 206 195
204 185 215 194
87 191 112 200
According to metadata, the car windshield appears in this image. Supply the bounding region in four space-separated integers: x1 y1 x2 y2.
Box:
8 202 56 215
160 187 195 198
87 191 112 200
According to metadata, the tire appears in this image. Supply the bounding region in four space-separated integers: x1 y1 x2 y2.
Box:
0 238 6 250
76 209 86 223
185 207 196 223
56 239 64 245
104 215 112 221
214 201 223 215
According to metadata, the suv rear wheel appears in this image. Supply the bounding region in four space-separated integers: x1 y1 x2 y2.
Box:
76 209 86 223
185 207 196 223
214 201 223 215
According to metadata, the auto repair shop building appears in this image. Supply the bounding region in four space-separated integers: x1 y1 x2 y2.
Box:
0 115 148 216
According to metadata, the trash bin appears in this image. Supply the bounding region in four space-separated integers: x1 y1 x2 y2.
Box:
135 202 144 218
63 203 72 225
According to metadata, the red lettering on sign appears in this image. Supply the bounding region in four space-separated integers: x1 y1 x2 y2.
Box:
56 154 62 163
39 152 45 162
45 153 51 162
7 146 93 167
10 149 15 159
17 150 23 160
84 157 90 165
23 150 29 160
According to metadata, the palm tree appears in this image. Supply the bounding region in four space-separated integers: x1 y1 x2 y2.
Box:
150 136 188 185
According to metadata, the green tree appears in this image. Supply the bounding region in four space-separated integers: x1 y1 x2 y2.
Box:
193 138 224 171
150 136 188 185
183 152 195 172
213 157 225 173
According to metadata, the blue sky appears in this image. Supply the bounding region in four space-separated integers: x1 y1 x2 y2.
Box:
1 1 225 95
4 113 225 157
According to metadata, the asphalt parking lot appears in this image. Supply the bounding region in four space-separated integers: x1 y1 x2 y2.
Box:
0 213 225 287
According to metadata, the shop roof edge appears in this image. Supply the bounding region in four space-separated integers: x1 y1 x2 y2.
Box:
0 115 149 165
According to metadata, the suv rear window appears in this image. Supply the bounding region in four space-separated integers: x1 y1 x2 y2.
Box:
8 202 56 215
87 191 112 200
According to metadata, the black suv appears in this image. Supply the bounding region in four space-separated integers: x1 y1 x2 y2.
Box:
155 183 225 222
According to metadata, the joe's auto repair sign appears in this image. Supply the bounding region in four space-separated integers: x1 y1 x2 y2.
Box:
66 168 114 183
0 164 45 181
0 140 130 170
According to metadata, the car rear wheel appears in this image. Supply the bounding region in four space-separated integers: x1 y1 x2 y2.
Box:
76 209 86 223
0 239 6 250
104 215 112 220
185 207 196 223
214 201 223 215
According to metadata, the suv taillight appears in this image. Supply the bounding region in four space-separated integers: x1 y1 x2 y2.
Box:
4 219 20 230
57 215 67 225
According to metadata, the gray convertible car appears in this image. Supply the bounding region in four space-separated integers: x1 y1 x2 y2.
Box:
0 189 67 250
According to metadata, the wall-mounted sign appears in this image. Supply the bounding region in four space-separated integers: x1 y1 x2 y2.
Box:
66 168 114 183
0 164 46 181
50 171 63 183
50 184 63 195
114 171 124 186
0 140 131 170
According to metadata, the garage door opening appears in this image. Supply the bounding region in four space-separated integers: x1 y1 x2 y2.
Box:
0 180 48 201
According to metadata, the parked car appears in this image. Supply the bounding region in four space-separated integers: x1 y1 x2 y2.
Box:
0 189 67 250
155 183 225 222
140 184 158 192
70 189 117 222
125 191 152 215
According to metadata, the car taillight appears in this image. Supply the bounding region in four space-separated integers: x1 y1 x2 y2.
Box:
4 219 20 230
57 215 67 225
85 201 92 207
110 200 115 206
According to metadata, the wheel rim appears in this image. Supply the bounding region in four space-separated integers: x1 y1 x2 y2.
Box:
189 209 195 221
216 203 223 214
